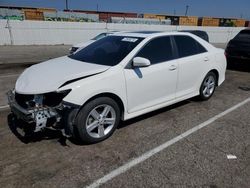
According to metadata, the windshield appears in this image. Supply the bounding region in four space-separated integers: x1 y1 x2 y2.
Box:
92 33 108 40
69 36 144 66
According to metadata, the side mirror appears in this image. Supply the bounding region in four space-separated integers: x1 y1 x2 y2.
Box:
133 57 151 67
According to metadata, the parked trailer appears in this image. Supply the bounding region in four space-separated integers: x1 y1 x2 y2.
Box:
179 16 198 26
198 17 219 27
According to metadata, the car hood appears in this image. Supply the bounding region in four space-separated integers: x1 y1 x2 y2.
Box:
15 56 110 94
73 40 95 48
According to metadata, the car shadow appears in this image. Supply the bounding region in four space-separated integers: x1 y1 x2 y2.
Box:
7 97 200 146
118 99 192 129
7 113 68 146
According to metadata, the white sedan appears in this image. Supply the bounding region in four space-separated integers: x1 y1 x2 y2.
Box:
8 31 226 143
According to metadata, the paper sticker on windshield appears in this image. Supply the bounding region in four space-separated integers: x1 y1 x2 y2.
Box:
122 38 138 42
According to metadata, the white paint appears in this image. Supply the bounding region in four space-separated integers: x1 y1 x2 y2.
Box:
86 97 250 188
15 56 110 94
0 105 9 109
0 20 245 45
48 32 226 121
227 154 237 159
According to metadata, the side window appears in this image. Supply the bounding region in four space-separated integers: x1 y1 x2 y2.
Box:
174 36 207 58
136 36 174 64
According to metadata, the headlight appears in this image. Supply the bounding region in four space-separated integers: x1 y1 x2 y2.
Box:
43 89 71 107
15 90 71 109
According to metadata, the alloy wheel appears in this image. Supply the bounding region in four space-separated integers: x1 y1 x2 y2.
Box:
85 104 116 138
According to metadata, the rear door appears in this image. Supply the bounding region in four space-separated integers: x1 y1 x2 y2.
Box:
173 35 209 98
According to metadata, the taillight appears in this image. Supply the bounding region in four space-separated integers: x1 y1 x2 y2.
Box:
224 50 227 57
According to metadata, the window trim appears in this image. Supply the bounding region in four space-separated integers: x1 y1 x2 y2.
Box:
172 35 208 59
69 35 144 66
126 35 178 69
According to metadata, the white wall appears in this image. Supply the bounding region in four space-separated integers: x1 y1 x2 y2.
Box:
0 20 245 45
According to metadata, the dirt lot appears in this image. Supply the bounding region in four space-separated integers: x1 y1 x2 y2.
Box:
0 68 249 187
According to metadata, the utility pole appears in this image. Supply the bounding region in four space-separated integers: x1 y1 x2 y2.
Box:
96 4 99 12
6 17 14 45
174 9 176 16
185 5 189 16
65 0 69 10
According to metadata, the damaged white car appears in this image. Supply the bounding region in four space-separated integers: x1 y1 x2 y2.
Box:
8 31 226 143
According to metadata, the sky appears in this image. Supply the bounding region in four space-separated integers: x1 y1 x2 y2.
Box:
1 0 250 19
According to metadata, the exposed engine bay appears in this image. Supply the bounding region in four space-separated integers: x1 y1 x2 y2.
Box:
7 90 78 136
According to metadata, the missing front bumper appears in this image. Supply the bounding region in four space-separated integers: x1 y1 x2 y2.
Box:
7 90 79 136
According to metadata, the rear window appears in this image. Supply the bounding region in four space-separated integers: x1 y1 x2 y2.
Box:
235 30 250 41
69 36 143 66
174 35 207 58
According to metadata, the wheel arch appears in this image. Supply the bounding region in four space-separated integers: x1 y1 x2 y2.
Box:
79 92 125 120
208 69 219 86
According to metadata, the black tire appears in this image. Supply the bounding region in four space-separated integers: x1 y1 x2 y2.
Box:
199 72 217 101
75 97 121 144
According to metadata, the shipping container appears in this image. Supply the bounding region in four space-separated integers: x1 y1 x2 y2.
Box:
179 16 198 26
156 15 166 20
99 12 137 22
246 21 250 27
24 10 44 20
198 17 219 27
219 18 236 27
37 8 56 13
165 16 179 25
138 14 144 18
232 19 246 27
143 14 166 20
143 14 157 19
65 10 137 22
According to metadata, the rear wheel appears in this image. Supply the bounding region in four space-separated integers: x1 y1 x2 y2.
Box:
199 72 217 100
75 97 120 144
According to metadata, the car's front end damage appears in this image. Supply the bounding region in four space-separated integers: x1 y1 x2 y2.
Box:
7 89 79 137
6 55 110 137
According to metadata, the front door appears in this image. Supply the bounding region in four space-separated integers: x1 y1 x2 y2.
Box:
124 36 178 113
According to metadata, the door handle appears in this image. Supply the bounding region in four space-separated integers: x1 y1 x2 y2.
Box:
204 57 209 61
169 65 177 71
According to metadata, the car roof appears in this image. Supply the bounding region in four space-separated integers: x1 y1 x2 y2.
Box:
113 30 216 51
113 31 190 38
180 30 207 34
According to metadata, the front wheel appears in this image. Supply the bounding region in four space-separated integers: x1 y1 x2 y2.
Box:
75 97 121 144
199 72 217 100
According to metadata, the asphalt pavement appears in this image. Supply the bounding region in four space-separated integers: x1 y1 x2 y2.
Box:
0 43 250 188
0 69 249 187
